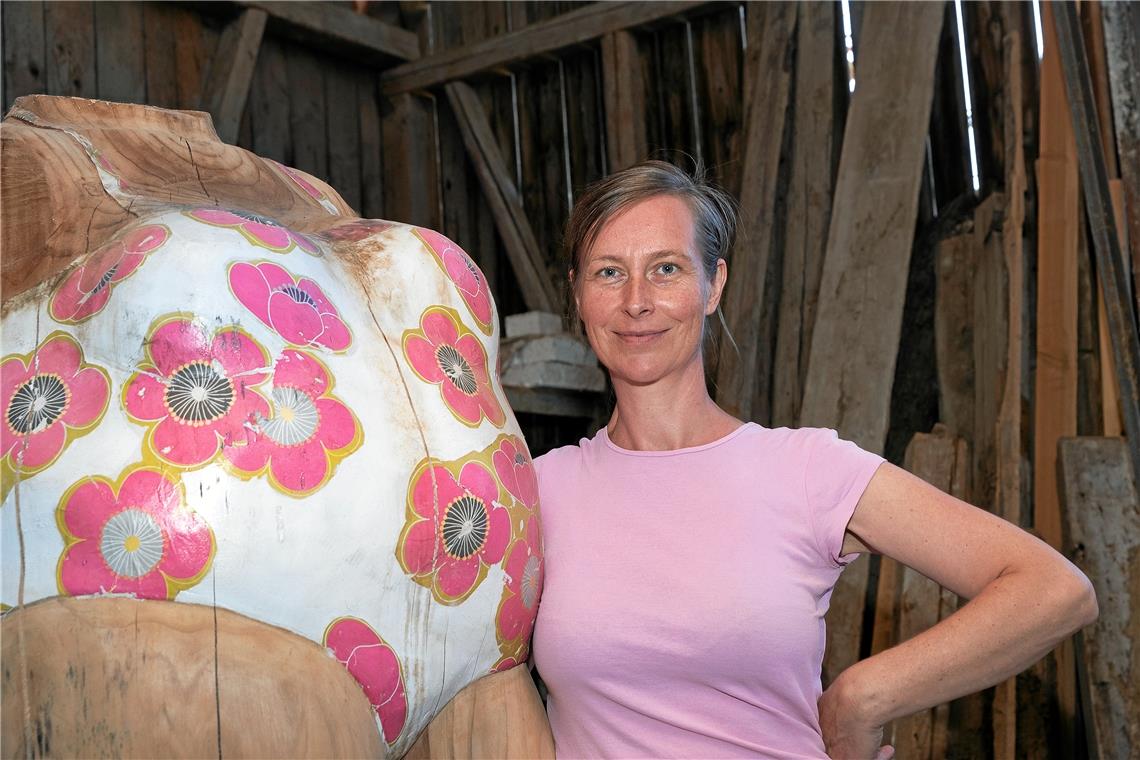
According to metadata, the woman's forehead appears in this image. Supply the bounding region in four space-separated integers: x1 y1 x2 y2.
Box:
586 196 696 258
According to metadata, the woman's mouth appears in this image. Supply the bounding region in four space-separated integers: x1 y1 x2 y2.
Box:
613 329 668 345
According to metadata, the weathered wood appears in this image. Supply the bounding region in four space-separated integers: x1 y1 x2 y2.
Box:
248 34 291 162
142 4 178 108
380 92 440 230
1099 182 1131 437
601 30 647 171
382 1 712 96
503 385 606 420
445 81 559 314
326 64 362 214
1032 5 1081 753
235 0 420 63
1102 1 1140 315
794 2 943 686
2 1 46 107
173 6 214 109
1055 1 1140 486
93 2 146 104
993 31 1027 760
934 231 976 441
200 7 268 145
286 46 328 179
772 0 835 429
713 2 796 422
971 195 1005 509
358 71 384 220
405 666 555 759
1058 437 1140 760
0 597 382 758
44 1 96 98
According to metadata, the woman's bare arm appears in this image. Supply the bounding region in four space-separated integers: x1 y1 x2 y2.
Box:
818 463 1097 759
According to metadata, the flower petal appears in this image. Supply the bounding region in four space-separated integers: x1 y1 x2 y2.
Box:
35 335 83 377
458 461 498 507
440 380 482 424
150 319 211 376
210 329 269 379
158 514 213 580
404 335 445 383
401 519 438 576
267 292 324 346
188 208 244 226
151 418 219 468
422 311 460 347
271 350 329 397
411 465 462 520
124 374 169 421
229 262 275 325
480 503 511 565
61 478 120 540
436 556 480 599
243 221 292 250
315 314 351 352
15 422 66 471
268 442 329 494
59 366 109 428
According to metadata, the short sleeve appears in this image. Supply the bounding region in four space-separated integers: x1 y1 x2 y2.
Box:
802 428 886 567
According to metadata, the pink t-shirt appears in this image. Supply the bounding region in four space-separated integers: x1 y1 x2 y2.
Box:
532 423 885 759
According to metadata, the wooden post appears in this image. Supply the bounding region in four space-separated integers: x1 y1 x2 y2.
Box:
771 1 836 428
200 9 268 145
712 2 796 421
1032 4 1080 754
796 1 944 686
1057 437 1140 760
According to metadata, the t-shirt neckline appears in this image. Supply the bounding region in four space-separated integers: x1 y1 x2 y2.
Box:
599 422 754 457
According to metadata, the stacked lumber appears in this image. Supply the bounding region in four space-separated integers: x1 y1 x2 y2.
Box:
501 312 604 394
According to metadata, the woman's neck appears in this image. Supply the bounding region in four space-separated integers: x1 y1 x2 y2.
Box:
606 357 742 451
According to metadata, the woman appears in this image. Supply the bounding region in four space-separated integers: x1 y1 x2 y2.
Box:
530 161 1097 759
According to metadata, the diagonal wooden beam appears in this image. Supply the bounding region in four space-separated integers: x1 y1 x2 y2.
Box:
236 1 420 63
445 82 560 314
797 1 944 687
200 8 267 144
382 1 711 96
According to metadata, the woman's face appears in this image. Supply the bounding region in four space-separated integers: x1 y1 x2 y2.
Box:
573 195 726 387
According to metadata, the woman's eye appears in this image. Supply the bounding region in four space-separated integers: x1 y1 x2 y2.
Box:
599 267 619 278
658 263 678 275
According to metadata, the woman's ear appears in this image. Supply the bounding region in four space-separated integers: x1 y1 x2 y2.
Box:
705 258 727 316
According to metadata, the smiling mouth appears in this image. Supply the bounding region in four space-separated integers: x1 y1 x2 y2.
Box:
614 329 668 344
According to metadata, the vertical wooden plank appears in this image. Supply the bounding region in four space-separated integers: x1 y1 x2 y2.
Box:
380 92 440 229
172 7 213 110
1101 1 1140 315
142 3 178 109
1032 3 1080 755
3 1 46 108
601 29 647 171
692 7 745 198
286 46 328 181
797 2 944 687
94 2 145 104
713 1 796 422
326 64 361 213
200 8 267 145
772 0 835 428
563 48 604 193
248 35 291 164
358 71 384 220
652 22 692 159
1058 437 1139 760
993 30 1026 760
44 1 96 97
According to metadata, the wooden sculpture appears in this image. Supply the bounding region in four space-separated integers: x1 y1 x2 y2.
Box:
0 96 553 759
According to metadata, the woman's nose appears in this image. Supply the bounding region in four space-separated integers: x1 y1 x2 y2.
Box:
622 275 652 317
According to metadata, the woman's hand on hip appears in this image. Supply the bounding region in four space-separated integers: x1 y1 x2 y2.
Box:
818 673 893 760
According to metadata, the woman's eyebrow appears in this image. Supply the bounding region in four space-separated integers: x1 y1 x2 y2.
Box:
589 250 685 264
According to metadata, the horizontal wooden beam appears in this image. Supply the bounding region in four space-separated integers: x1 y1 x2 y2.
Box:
234 1 419 62
382 1 712 95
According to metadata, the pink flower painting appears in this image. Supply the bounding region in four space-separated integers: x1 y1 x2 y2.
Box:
398 459 511 604
492 435 538 511
184 208 320 255
228 261 352 352
2 333 110 495
414 228 494 334
324 617 408 744
495 515 543 663
50 224 171 323
56 466 215 599
224 349 361 497
402 307 504 428
123 316 270 469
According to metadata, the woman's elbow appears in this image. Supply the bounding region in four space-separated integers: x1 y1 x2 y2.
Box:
1056 563 1098 633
